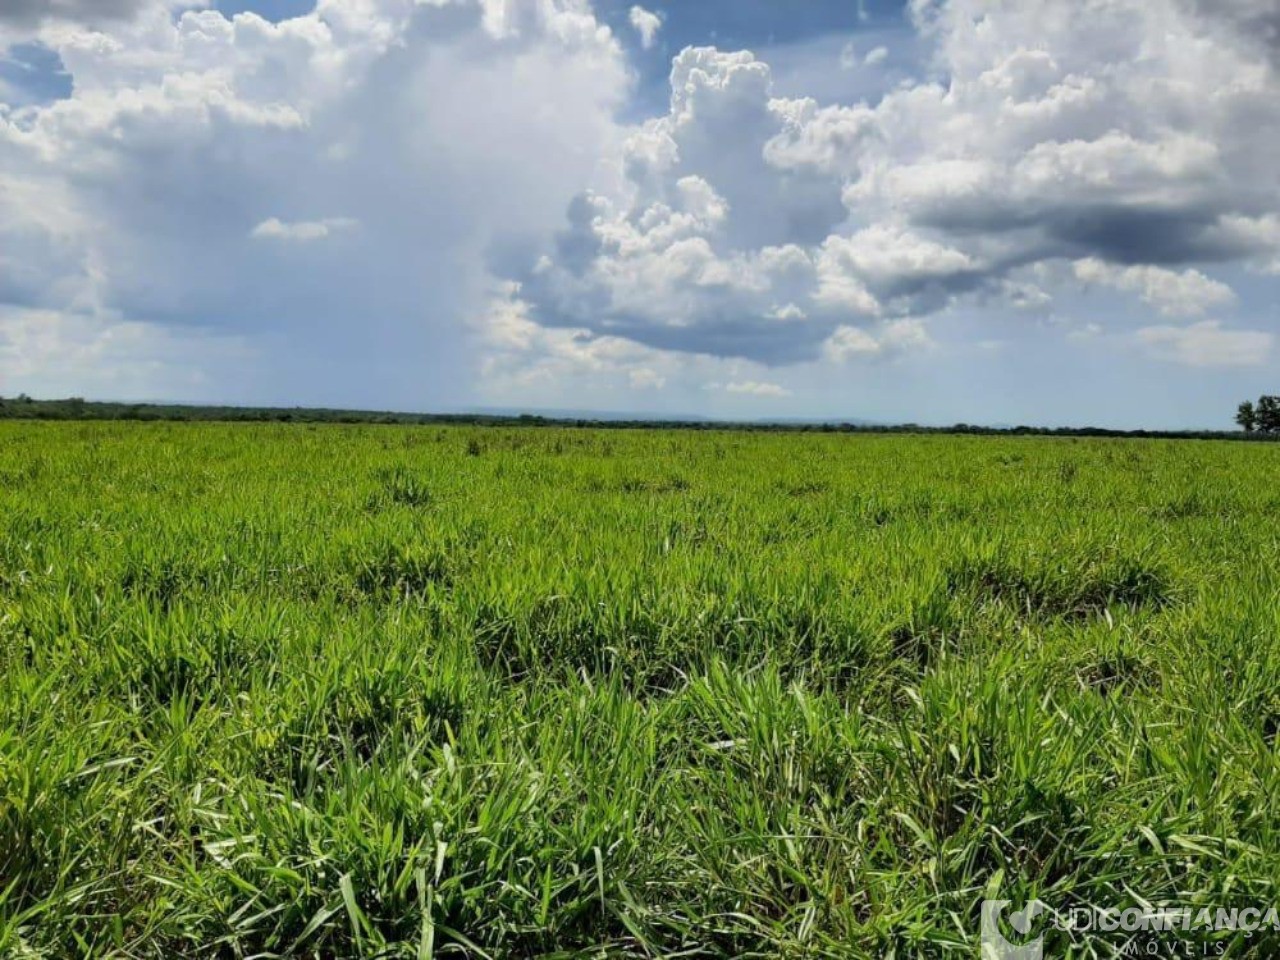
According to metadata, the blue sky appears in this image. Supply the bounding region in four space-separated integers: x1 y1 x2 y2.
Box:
211 0 902 54
209 0 916 115
1 0 1279 428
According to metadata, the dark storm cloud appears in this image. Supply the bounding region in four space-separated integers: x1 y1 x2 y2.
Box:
1187 0 1280 63
560 311 828 365
1050 208 1261 267
917 203 1270 268
0 0 148 26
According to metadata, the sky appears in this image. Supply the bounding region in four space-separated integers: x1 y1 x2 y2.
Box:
1 0 1278 428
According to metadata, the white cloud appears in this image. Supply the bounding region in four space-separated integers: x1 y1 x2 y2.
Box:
476 286 675 389
723 379 791 397
1072 258 1236 315
881 317 934 351
3 0 1280 411
518 2 1280 374
1001 279 1052 310
0 0 631 407
519 48 944 365
819 226 977 292
823 325 878 360
475 284 792 402
1067 321 1104 342
824 318 932 361
628 5 662 50
1208 214 1280 273
628 366 665 389
0 303 251 398
1135 320 1273 367
768 303 806 322
250 217 358 242
836 42 887 71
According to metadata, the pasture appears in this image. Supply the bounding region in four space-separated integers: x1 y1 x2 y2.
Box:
2 422 1279 957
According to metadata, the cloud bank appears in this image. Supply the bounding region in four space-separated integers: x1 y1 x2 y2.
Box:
1 0 629 405
2 0 1278 416
499 0 1279 380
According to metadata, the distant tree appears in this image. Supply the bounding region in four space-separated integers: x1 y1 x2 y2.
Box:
1237 400 1258 433
1257 395 1280 434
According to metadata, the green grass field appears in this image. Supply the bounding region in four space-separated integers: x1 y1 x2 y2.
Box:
3 421 1280 957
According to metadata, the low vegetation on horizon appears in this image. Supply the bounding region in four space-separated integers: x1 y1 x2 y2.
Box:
2 422 1279 956
0 393 1272 439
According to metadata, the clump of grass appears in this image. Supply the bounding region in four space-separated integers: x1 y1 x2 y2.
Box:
948 549 1174 621
1074 645 1160 697
346 540 454 598
886 586 959 670
779 478 830 497
370 465 434 508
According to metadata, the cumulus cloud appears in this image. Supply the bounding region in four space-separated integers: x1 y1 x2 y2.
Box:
1072 258 1236 316
721 380 790 398
824 318 932 362
4 0 1280 410
628 366 665 389
515 48 886 366
476 285 678 390
250 217 358 242
511 0 1280 377
0 0 631 407
863 46 888 66
1135 320 1273 367
628 5 661 50
475 282 803 402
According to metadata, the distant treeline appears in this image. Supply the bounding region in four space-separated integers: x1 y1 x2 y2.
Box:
0 394 1268 440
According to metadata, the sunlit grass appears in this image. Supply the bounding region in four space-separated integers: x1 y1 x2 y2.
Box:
2 422 1279 957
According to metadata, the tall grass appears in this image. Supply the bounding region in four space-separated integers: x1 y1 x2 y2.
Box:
2 422 1279 956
